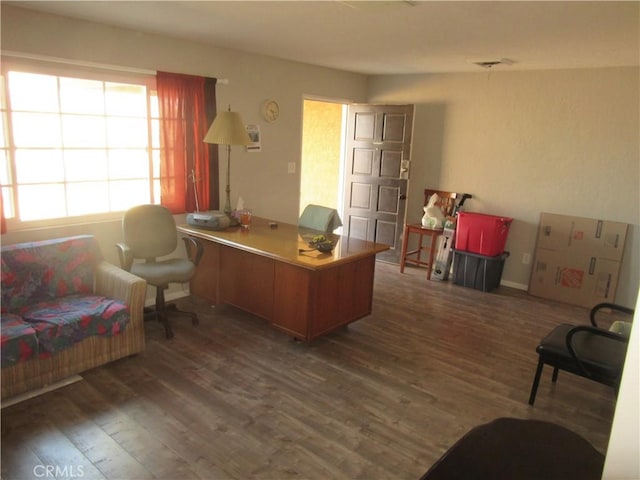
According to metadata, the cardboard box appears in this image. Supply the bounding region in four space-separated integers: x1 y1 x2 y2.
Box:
528 248 622 308
536 212 628 261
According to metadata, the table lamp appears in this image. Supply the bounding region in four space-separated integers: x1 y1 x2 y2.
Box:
203 106 252 221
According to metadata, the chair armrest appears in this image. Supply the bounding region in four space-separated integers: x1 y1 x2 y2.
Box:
115 242 134 272
566 325 628 379
182 236 204 266
589 302 635 328
94 260 147 324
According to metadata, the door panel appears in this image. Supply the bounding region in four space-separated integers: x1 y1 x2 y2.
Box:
348 216 370 241
375 220 398 246
378 185 400 214
354 113 376 140
343 104 413 263
381 114 407 142
380 151 402 178
351 182 373 209
353 149 374 175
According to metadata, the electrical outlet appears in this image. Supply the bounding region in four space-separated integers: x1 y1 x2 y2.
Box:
522 253 531 265
287 162 296 174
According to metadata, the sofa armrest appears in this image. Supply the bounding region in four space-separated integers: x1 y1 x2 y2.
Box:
94 261 147 324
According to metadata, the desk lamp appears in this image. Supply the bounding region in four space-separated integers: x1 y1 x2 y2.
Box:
203 106 251 222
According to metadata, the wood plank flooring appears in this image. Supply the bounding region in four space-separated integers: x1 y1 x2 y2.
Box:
1 262 619 479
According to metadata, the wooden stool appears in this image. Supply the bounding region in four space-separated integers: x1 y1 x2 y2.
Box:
399 223 443 280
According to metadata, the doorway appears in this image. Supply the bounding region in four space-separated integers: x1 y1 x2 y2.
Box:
300 99 346 232
300 99 413 263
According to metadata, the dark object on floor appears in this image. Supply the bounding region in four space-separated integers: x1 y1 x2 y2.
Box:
452 249 509 292
529 302 634 406
420 417 604 480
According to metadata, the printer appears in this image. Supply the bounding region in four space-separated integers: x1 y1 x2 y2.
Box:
186 211 230 230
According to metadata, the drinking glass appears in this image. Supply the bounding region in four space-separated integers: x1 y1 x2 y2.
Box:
240 209 252 229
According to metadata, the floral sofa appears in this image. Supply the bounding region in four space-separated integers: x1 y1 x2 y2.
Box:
1 235 147 399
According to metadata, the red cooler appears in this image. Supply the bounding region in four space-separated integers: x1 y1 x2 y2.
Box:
455 212 513 256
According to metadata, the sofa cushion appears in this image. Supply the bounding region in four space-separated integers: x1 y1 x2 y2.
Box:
1 235 102 314
20 294 130 357
1 313 39 367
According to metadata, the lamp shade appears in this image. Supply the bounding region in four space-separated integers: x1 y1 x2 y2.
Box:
203 111 252 146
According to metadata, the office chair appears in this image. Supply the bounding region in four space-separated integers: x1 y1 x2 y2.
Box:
298 204 343 233
528 302 634 406
116 204 203 339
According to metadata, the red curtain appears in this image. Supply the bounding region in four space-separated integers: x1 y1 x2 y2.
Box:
0 190 6 234
156 72 214 213
204 77 220 210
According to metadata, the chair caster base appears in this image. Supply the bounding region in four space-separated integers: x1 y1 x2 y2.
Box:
142 304 199 339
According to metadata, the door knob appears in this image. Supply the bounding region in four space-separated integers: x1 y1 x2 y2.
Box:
399 194 407 200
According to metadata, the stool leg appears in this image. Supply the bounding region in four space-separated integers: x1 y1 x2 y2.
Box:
416 231 424 265
529 358 544 406
426 233 438 280
400 224 410 273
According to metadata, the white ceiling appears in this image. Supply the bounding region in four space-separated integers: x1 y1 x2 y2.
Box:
6 1 640 75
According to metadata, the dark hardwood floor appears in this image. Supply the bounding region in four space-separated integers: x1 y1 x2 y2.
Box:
1 262 619 479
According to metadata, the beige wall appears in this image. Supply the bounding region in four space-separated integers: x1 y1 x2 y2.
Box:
368 68 640 307
0 5 368 301
2 5 639 307
602 294 640 479
0 5 368 226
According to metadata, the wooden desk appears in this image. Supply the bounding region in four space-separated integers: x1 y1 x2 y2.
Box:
177 217 389 341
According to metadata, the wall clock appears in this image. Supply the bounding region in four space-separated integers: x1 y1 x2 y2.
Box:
261 99 280 123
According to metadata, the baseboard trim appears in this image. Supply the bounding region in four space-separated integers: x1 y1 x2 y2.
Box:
500 280 528 291
1 375 83 408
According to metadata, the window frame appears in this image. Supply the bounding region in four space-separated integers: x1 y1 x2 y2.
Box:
0 58 159 231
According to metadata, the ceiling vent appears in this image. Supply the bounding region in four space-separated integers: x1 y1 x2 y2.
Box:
473 58 516 69
340 1 416 10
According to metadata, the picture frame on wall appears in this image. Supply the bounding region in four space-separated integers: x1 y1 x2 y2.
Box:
246 124 261 152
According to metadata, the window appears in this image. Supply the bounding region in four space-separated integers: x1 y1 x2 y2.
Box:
0 63 160 229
